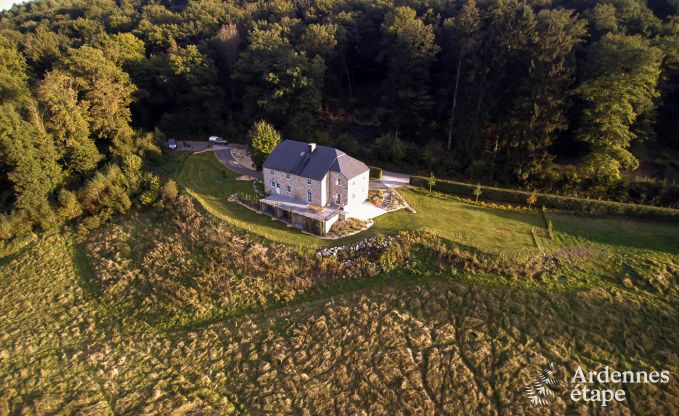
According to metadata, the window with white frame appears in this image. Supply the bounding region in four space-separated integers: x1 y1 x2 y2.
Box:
336 178 341 185
286 185 291 193
307 179 311 185
307 191 312 203
270 169 274 174
271 181 275 187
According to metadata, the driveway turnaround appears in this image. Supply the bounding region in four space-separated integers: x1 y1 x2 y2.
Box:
170 140 212 152
214 147 263 180
380 170 410 188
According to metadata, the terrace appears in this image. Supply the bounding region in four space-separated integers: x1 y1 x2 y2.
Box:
260 194 340 222
260 194 341 235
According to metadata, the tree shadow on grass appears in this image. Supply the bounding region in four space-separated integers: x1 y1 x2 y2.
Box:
549 213 679 255
71 241 102 297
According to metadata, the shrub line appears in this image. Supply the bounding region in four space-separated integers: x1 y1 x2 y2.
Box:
410 176 679 223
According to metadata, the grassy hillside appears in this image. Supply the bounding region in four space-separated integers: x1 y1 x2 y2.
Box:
177 151 545 251
0 221 677 414
0 233 241 414
176 151 679 255
1 152 678 414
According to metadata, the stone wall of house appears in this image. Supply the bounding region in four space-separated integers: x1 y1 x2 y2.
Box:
263 169 325 206
328 171 348 206
264 167 368 208
328 169 369 206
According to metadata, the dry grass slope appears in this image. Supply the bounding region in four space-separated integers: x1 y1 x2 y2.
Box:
1 197 678 414
0 235 240 415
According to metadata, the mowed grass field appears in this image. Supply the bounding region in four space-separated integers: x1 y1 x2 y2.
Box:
546 212 679 254
176 152 544 252
176 151 679 255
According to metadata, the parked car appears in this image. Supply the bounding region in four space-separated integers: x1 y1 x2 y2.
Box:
209 136 228 145
168 138 177 150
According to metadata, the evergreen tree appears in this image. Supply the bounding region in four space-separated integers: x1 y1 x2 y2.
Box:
62 46 136 143
0 104 62 226
167 44 224 133
447 0 480 151
506 9 586 182
235 19 324 137
381 6 439 137
0 43 62 226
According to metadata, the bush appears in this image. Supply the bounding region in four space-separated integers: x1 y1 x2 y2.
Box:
536 168 679 208
368 189 384 206
370 166 383 179
412 187 533 213
57 189 82 222
77 214 106 233
160 179 179 202
139 173 161 206
329 218 368 237
410 176 679 223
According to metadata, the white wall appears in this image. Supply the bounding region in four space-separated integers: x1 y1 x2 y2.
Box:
346 170 370 206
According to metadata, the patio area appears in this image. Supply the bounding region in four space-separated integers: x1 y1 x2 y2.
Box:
260 194 341 235
343 202 388 221
258 194 389 236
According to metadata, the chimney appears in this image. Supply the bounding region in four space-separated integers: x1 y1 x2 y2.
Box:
308 143 316 153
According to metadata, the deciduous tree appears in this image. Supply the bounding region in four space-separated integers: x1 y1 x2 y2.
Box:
248 120 282 169
577 34 663 179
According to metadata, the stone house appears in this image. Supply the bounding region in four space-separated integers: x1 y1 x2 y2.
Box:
259 140 370 235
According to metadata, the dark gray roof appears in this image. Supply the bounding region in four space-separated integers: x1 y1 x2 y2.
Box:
263 140 369 181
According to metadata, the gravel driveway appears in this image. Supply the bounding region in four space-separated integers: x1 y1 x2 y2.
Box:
380 170 410 188
214 146 263 179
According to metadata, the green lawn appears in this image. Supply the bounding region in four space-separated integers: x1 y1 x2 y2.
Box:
176 152 545 251
176 151 344 247
176 151 679 254
371 190 544 252
545 212 679 254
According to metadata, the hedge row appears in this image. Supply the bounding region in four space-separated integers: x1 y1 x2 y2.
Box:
369 166 383 179
410 176 679 223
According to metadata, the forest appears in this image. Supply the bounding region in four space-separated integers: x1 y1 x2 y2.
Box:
1 0 679 237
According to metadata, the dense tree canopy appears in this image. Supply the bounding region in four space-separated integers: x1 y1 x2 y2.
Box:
1 0 679 237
